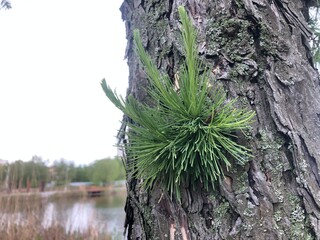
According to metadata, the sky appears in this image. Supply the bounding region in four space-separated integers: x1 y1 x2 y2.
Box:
0 0 128 165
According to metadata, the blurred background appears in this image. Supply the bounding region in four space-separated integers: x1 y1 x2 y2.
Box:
0 0 128 239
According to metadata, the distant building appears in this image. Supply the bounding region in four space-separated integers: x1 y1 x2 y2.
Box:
69 182 92 187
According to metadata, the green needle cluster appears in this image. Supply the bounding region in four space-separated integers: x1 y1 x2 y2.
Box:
101 6 255 200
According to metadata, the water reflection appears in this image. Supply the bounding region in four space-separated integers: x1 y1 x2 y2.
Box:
66 201 96 233
0 191 126 238
42 202 56 229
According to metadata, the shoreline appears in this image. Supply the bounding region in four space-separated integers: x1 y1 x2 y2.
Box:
0 184 127 200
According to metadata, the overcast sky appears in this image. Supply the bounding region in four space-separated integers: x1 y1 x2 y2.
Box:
0 0 128 165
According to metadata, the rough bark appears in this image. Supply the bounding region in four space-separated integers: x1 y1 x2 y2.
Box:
120 0 320 239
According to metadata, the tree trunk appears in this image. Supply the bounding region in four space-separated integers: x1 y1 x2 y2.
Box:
120 0 320 239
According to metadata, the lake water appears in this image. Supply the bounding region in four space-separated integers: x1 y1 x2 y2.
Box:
0 190 126 239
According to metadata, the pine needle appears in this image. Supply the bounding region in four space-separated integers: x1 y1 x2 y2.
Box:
101 6 255 201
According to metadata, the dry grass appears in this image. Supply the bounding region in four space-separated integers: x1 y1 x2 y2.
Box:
0 224 112 240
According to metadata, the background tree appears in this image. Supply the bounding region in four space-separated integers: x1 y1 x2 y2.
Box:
0 162 7 188
29 156 49 191
0 0 11 10
52 159 75 186
72 165 91 182
117 0 320 239
90 157 125 185
8 160 24 190
309 8 320 66
0 156 50 191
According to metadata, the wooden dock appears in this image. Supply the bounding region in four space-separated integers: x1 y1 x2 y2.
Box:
86 186 106 197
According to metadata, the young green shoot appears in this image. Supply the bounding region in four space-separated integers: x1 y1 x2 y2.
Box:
101 6 255 200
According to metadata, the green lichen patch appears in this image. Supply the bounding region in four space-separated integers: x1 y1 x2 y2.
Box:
211 201 231 232
273 193 314 238
273 210 282 222
232 171 249 195
257 23 279 56
258 129 283 151
206 17 254 61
